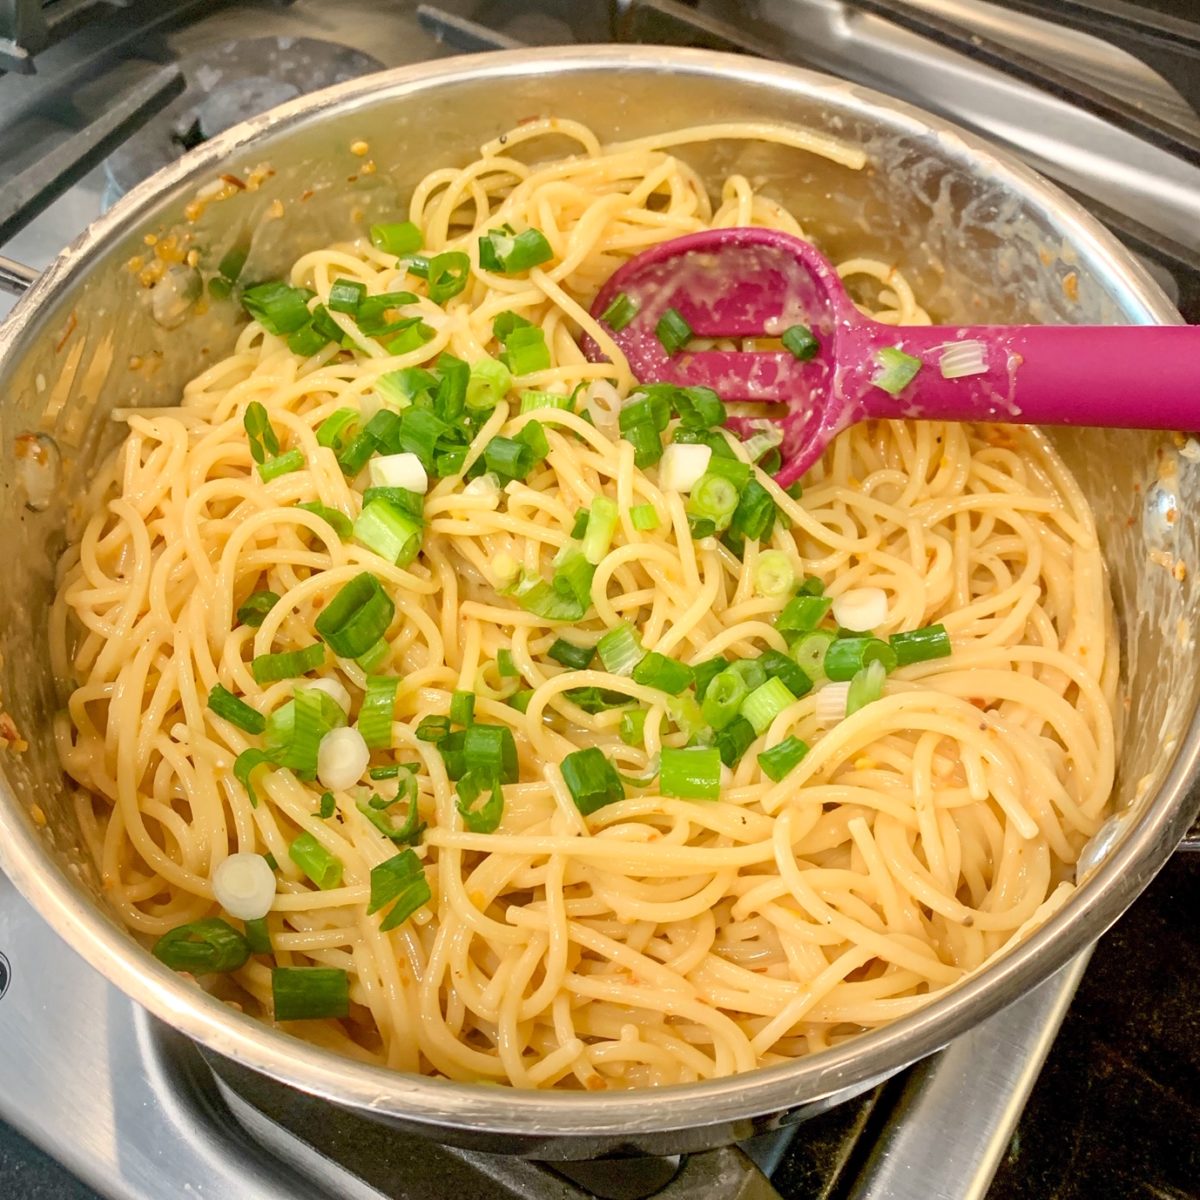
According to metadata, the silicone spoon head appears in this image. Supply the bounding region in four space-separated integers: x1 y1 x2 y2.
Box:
581 227 863 483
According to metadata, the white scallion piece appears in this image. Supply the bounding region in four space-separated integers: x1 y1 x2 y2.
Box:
939 340 987 379
463 472 501 497
368 451 429 493
317 726 370 791
212 853 276 921
659 443 712 492
832 587 889 632
815 682 851 726
303 677 352 715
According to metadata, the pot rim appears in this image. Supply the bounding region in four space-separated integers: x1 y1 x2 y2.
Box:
0 44 1193 1139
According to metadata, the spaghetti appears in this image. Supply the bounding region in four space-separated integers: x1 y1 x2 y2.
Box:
50 119 1116 1089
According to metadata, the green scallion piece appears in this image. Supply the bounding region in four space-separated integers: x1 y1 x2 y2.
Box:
660 746 721 800
315 572 396 659
353 498 423 567
272 966 349 1021
242 282 314 336
358 675 399 749
630 504 660 531
596 622 645 677
370 221 423 256
207 684 266 735
465 356 511 411
508 689 535 714
355 637 391 673
455 723 518 783
236 589 280 628
622 420 664 470
569 509 590 540
600 291 639 331
777 594 832 634
328 278 366 314
872 346 923 396
520 389 573 414
847 658 888 715
619 709 647 748
153 918 249 974
757 649 813 699
728 479 776 543
655 307 692 355
234 749 272 807
673 386 726 430
754 550 795 598
499 325 551 376
483 435 536 483
357 792 425 845
262 688 345 777
781 325 820 361
823 636 898 682
368 848 431 931
713 716 756 768
792 629 835 684
455 769 504 833
631 652 693 696
243 400 280 464
620 391 672 433
889 624 952 665
560 746 625 815
700 669 748 730
297 501 352 540
479 226 553 274
548 638 595 671
288 831 343 890
450 690 476 727
422 250 470 305
496 648 519 677
757 735 809 782
415 714 450 742
318 791 336 819
741 676 797 735
582 495 619 564
688 473 740 531
250 642 326 684
258 449 305 483
244 917 273 955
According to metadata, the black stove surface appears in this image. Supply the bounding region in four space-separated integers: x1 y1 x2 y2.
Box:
5 849 1196 1199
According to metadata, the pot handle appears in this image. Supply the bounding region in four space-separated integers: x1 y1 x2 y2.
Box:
0 256 38 297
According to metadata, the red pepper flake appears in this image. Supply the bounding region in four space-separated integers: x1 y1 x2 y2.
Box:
54 311 78 351
220 174 247 190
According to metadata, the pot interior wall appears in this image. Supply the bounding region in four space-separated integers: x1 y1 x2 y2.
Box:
0 55 1195 1123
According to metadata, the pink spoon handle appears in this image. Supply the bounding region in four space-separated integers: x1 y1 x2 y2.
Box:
852 322 1200 429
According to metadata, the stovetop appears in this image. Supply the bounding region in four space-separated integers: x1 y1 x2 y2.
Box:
2 2 1200 1198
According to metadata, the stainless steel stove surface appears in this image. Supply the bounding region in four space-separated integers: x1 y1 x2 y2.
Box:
3 2 1200 1198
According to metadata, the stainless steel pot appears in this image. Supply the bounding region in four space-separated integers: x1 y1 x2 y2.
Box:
1 46 1197 1160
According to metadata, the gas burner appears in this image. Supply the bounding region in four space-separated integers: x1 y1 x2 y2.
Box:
103 36 384 202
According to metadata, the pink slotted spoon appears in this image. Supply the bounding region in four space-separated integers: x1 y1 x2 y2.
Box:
580 226 1200 487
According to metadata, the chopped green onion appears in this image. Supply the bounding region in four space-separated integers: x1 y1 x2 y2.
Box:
509 689 535 713
673 386 726 430
355 638 390 673
560 747 625 815
741 676 797 735
493 311 532 340
782 325 820 361
450 690 476 726
438 723 518 783
433 354 469 419
777 594 832 634
272 966 349 1021
757 649 813 699
288 831 343 890
565 686 631 714
872 346 923 396
368 848 431 930
700 669 747 730
620 391 672 433
550 548 594 607
548 638 595 671
508 569 590 621
287 320 333 358
632 652 694 696
207 684 266 735
234 749 272 807
582 495 618 564
294 502 350 540
385 321 435 356
263 688 345 776
362 487 424 525
242 282 314 336
258 449 305 483
237 589 280 628
754 550 795 597
797 575 825 596
357 793 425 845
714 716 756 767
623 420 664 469
356 291 418 336
370 221 423 256
516 420 549 460
336 430 379 476
619 709 647 747
655 307 692 355
358 675 399 749
660 746 721 799
692 656 730 702
569 510 590 540
728 479 776 543
479 226 553 274
703 457 752 490
456 769 504 833
889 624 952 665
823 636 898 682
315 572 395 659
520 389 572 413
688 472 739 531
318 791 336 818
484 435 536 483
328 278 366 314
354 498 423 567
596 622 645 677
792 629 836 683
600 291 639 330
847 658 888 715
377 366 437 409
466 356 511 411
427 250 471 305
218 245 247 282
416 714 450 742
499 325 551 375
729 658 768 693
758 735 809 782
250 642 325 684
153 918 249 974
244 917 273 955
630 504 660 531
243 400 280 464
496 648 519 678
